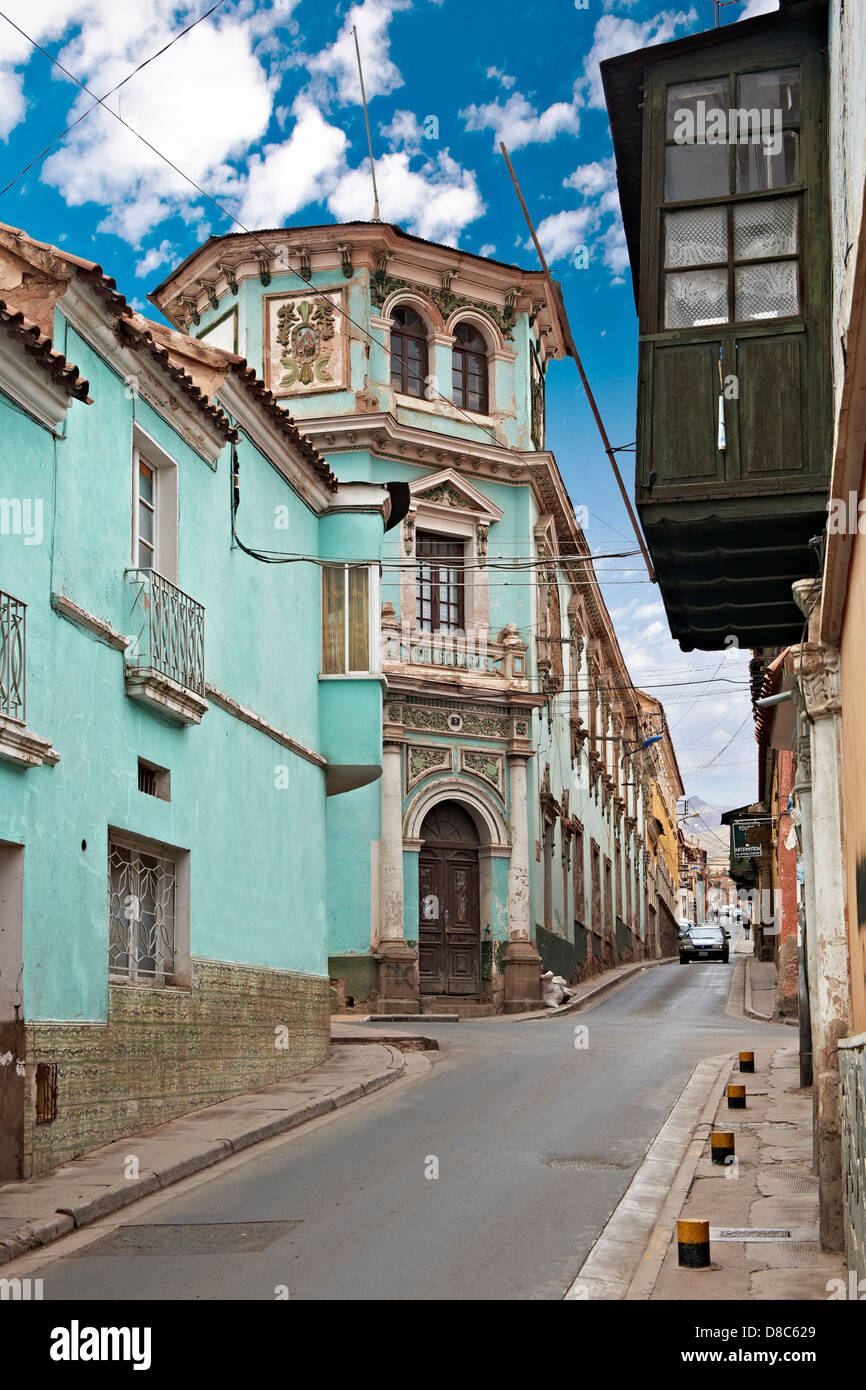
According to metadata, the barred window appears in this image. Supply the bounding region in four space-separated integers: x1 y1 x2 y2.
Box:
108 838 177 984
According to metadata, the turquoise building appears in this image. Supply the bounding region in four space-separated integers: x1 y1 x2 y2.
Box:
153 222 651 1016
0 222 392 1177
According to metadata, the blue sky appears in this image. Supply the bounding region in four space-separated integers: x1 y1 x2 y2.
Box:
0 0 777 815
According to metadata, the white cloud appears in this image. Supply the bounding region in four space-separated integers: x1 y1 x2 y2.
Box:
486 65 516 90
134 238 176 277
306 0 409 105
36 3 274 245
461 90 580 152
329 148 485 244
738 0 778 18
478 243 496 257
577 9 698 109
239 98 347 227
564 157 616 196
532 206 598 265
380 109 424 154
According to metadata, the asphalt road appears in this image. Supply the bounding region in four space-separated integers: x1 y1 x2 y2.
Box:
29 958 791 1301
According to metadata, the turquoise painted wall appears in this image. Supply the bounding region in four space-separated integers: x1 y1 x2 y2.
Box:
0 300 387 1023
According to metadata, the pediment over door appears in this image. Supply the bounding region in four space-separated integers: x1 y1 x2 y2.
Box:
409 468 504 524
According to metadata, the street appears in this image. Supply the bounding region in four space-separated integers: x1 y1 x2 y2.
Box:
26 960 790 1302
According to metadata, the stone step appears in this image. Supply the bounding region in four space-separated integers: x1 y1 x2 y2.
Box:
418 997 497 1018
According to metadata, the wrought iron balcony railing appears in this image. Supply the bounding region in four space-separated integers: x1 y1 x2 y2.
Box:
125 569 205 698
0 588 26 723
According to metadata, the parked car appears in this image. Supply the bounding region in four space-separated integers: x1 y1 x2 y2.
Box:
679 922 730 965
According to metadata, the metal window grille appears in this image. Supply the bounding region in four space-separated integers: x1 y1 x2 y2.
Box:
126 569 205 697
36 1063 57 1124
108 839 177 983
0 588 26 723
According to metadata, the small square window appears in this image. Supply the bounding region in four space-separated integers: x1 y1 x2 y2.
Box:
36 1063 58 1124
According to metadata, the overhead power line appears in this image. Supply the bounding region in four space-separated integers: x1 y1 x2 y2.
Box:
0 0 230 197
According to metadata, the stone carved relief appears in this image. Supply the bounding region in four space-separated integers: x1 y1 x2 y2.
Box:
406 744 453 792
266 289 346 395
388 703 510 740
460 748 505 795
797 643 841 720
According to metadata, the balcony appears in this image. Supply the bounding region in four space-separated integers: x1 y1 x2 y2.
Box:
381 613 529 691
124 569 207 725
0 588 59 767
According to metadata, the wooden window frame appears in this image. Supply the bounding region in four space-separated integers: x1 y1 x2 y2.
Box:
390 306 429 399
415 531 466 635
321 564 375 675
451 322 489 414
660 65 804 331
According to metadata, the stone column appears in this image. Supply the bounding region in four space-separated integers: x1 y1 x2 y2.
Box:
503 753 542 1012
374 741 419 1012
794 633 851 1250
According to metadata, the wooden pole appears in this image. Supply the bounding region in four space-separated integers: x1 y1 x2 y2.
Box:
499 141 656 583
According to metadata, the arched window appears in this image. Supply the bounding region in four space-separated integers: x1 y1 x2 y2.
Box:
452 321 489 413
390 305 428 398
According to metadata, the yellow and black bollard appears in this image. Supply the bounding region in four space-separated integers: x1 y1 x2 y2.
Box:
739 1051 755 1073
678 1219 711 1268
710 1131 735 1165
727 1083 747 1108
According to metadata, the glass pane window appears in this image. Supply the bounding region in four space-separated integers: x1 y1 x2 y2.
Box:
736 130 798 192
738 68 800 125
733 197 798 260
664 206 727 268
735 260 799 321
416 533 464 634
664 268 728 329
666 78 729 139
665 143 729 202
137 460 156 569
321 565 370 673
452 322 488 413
390 306 428 398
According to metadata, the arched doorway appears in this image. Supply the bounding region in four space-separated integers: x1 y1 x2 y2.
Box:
418 801 480 996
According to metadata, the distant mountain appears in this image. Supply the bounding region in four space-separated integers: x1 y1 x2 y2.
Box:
678 798 728 861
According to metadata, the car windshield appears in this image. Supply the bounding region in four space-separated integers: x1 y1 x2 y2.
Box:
691 927 722 939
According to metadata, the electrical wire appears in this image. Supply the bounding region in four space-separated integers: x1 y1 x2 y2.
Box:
0 1 230 197
0 7 641 555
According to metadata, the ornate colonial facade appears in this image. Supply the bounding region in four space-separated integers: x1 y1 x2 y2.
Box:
151 221 655 1014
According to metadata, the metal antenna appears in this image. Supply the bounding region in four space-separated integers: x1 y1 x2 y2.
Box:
499 141 656 583
353 24 381 222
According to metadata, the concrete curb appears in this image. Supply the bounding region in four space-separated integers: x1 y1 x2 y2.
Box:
744 954 774 1022
0 1044 405 1268
563 1051 734 1300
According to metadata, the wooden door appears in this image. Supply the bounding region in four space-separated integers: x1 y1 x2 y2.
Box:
418 803 480 996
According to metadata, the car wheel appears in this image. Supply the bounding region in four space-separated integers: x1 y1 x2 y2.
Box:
679 954 689 965
722 951 729 964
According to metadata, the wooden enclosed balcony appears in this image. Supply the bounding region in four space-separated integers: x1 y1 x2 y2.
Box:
602 5 830 651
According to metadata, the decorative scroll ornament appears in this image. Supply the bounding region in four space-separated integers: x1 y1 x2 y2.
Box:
274 295 337 388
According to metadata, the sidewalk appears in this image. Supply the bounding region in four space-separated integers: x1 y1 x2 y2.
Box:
649 1044 844 1300
0 1041 405 1269
568 1043 846 1300
734 930 778 1022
